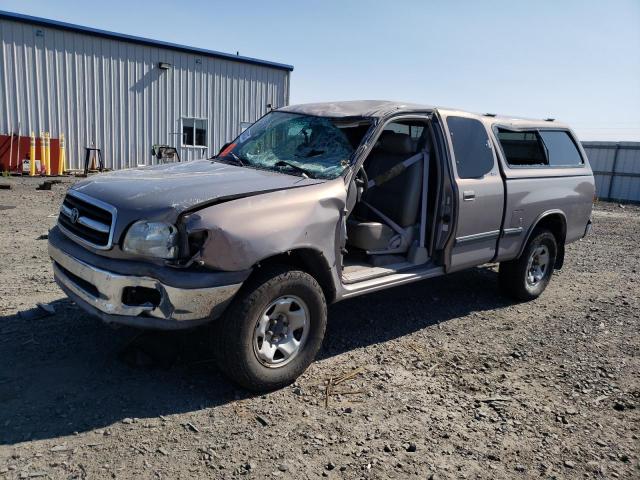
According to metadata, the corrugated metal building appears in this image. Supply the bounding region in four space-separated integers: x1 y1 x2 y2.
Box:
582 141 640 203
0 10 292 171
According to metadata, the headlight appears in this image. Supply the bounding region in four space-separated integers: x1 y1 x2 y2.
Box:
123 221 179 259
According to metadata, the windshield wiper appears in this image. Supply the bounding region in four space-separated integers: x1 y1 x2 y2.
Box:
274 160 314 179
229 152 247 166
213 151 247 167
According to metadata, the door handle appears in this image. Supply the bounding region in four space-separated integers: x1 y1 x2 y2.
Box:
463 190 476 201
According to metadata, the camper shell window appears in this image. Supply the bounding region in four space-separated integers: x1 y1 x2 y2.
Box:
495 128 584 168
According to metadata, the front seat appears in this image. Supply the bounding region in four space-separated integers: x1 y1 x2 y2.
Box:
347 132 423 253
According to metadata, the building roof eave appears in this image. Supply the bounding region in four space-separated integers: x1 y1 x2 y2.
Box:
0 10 294 72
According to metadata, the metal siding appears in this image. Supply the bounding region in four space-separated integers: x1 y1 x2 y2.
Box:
0 10 294 72
583 142 640 203
1 17 290 169
613 147 640 201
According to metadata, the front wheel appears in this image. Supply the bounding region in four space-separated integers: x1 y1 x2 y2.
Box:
212 266 327 391
499 229 557 301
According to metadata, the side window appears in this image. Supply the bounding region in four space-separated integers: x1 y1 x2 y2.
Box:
496 128 584 167
385 123 409 135
384 123 424 140
447 116 494 179
539 131 584 166
409 125 424 140
496 129 547 166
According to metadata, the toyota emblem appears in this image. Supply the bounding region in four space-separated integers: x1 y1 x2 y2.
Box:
69 207 79 224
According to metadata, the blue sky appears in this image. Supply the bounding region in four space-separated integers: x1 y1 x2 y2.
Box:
2 0 639 140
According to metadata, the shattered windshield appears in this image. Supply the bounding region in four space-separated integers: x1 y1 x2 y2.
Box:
218 112 369 179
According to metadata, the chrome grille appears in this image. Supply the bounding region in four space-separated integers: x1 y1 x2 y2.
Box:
57 191 117 249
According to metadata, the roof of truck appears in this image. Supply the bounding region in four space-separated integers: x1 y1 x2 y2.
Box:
279 100 434 118
280 100 569 128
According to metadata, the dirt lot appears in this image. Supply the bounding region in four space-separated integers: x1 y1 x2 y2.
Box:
0 176 638 479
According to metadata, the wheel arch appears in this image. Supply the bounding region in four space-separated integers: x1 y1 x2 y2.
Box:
252 248 337 304
518 210 567 269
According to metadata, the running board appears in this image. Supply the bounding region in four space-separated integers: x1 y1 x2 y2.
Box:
341 261 414 284
339 263 444 300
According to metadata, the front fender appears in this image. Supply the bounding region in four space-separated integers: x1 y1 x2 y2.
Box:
184 178 347 272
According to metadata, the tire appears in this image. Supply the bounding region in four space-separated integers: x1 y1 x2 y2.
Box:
212 266 327 392
499 229 557 301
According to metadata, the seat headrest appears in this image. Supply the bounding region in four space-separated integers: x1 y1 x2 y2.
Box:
379 133 414 155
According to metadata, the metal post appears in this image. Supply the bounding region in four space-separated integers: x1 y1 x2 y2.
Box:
15 122 21 175
40 132 46 175
45 132 51 176
607 143 621 200
8 131 14 173
29 132 36 176
58 133 66 175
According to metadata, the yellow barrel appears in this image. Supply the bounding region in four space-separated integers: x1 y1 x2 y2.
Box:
58 133 66 175
45 132 51 176
29 132 36 176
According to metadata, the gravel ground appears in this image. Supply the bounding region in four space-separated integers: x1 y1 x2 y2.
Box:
0 176 638 479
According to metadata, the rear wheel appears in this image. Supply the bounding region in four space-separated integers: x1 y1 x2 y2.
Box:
499 229 557 301
213 266 327 391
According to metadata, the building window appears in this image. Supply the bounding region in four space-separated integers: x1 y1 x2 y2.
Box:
182 118 207 147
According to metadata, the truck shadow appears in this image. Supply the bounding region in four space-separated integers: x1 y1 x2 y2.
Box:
320 266 511 360
0 266 510 445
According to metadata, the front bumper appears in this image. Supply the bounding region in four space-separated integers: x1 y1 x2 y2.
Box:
48 229 244 330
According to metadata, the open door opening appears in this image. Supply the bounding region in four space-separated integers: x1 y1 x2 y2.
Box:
342 116 440 283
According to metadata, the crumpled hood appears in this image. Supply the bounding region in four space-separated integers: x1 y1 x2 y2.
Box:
70 160 323 243
73 159 322 214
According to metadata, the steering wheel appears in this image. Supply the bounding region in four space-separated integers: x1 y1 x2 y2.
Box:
354 165 369 197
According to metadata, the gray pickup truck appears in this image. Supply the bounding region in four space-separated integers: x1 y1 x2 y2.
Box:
48 100 594 391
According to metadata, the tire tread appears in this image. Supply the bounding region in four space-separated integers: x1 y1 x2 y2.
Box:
499 229 557 301
213 265 327 391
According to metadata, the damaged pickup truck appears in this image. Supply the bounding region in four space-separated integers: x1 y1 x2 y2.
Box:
49 100 595 391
